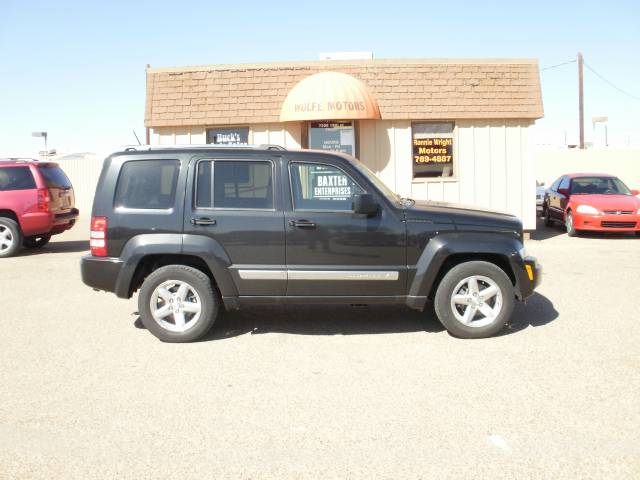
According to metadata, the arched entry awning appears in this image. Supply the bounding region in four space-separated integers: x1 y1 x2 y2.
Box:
280 71 381 122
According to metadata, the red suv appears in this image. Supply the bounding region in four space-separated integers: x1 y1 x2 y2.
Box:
0 158 79 257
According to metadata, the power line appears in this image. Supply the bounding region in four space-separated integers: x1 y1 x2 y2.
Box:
584 62 640 100
540 59 576 71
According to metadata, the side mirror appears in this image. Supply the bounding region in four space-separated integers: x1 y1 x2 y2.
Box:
352 193 379 216
558 188 569 196
631 189 639 196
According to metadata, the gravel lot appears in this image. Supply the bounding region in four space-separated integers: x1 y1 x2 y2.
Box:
1 219 638 479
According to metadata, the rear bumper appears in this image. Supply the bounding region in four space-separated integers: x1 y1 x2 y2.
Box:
81 254 125 296
21 208 79 236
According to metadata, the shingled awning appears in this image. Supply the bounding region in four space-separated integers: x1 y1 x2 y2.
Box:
145 59 543 128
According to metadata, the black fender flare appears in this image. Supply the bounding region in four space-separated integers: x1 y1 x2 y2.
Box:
114 233 237 298
408 232 524 301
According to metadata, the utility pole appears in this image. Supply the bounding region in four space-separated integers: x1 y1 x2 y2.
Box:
578 52 584 149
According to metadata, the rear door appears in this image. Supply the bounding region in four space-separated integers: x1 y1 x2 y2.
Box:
36 164 75 215
182 155 286 296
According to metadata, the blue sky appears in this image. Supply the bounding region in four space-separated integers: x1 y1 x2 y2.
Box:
1 0 639 156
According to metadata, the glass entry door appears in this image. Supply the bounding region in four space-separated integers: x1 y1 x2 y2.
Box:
308 121 355 156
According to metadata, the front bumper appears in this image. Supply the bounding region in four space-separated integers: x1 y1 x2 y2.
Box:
516 256 542 300
573 212 639 232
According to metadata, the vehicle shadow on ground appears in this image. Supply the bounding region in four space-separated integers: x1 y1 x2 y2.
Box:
530 217 565 241
19 240 89 256
132 293 558 341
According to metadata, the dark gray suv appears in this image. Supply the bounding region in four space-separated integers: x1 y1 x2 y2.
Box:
81 146 541 342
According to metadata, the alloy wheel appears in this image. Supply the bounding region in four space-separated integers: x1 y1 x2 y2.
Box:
450 275 503 328
149 280 202 333
0 225 14 253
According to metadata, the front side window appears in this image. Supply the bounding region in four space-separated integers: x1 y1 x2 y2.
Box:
290 162 364 211
0 167 36 191
196 160 273 209
114 160 180 209
412 122 454 178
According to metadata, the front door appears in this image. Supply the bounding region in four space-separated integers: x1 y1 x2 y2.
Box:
183 156 286 296
284 158 406 297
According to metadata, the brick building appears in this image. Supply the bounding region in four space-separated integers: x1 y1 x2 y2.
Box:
145 58 543 229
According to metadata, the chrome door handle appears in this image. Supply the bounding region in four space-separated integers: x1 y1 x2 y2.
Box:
191 218 217 226
289 220 316 228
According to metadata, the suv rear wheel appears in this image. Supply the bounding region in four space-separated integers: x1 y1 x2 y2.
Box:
434 261 514 339
138 265 218 342
0 218 22 258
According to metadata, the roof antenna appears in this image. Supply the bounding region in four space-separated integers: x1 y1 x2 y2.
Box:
132 130 142 145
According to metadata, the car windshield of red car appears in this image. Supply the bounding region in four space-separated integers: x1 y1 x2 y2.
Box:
570 177 631 195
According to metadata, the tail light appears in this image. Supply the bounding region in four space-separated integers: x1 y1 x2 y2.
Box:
37 188 50 211
90 216 108 257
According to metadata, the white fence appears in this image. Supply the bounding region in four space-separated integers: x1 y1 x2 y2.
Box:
54 153 105 218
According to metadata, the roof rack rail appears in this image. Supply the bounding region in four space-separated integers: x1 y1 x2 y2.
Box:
121 144 286 152
0 157 39 162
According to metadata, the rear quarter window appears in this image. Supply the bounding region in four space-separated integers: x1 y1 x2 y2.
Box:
38 165 72 189
114 159 180 209
0 166 37 191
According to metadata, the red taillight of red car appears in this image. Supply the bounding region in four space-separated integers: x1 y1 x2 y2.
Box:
90 216 108 257
37 188 50 211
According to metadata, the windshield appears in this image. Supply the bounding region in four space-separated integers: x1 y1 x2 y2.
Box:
349 159 402 205
570 176 631 195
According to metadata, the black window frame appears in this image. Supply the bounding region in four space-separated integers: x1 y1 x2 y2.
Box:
194 158 276 211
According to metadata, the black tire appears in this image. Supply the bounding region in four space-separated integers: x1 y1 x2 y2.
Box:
565 210 578 237
138 265 218 342
23 234 52 249
543 204 553 227
434 261 515 339
0 218 22 258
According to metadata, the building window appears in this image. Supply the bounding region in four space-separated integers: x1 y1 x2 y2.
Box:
206 127 249 145
289 162 364 211
412 122 454 178
309 121 355 156
114 160 180 209
196 160 273 210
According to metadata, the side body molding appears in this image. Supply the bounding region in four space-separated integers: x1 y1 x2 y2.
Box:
407 232 523 304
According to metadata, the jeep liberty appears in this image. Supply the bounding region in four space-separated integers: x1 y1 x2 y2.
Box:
81 146 541 342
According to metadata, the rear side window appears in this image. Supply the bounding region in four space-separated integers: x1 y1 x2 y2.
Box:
38 166 71 189
0 167 36 191
196 160 273 210
114 160 180 209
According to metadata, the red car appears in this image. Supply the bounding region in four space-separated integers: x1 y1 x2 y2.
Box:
0 158 79 257
543 173 640 237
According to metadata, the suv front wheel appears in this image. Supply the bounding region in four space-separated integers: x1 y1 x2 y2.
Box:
434 261 515 339
138 265 218 342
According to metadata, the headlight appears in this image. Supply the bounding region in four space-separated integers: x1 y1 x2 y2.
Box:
637 208 640 214
576 205 599 214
